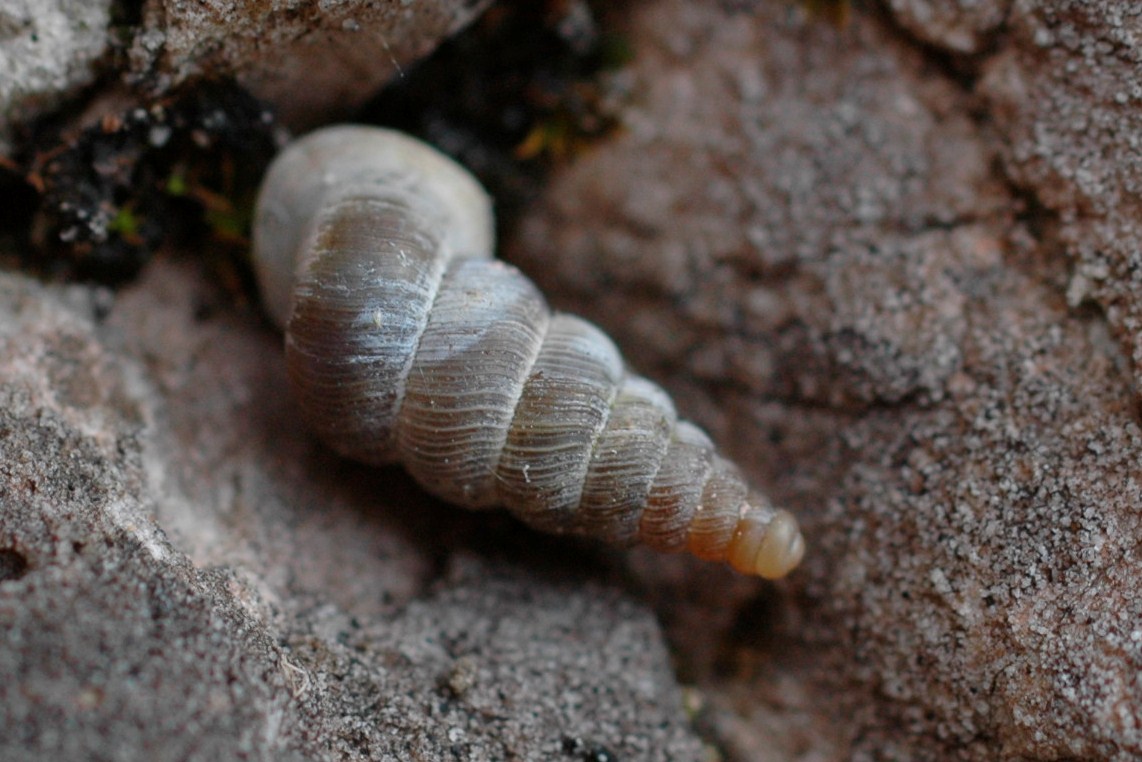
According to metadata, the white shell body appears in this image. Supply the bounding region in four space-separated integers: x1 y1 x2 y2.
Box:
253 125 805 578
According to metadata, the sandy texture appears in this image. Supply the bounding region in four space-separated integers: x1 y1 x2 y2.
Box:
508 0 1142 759
130 0 493 127
978 2 1142 398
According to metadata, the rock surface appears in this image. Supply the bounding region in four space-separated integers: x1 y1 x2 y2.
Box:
887 0 1010 53
0 262 707 761
0 0 112 154
130 0 494 128
0 0 493 155
509 0 1142 759
978 1 1142 399
4 0 1142 760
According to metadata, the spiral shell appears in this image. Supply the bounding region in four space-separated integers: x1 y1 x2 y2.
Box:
252 125 805 578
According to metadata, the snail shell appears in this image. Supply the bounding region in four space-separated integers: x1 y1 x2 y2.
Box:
252 125 805 579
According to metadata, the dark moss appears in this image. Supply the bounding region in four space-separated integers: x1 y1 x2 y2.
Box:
361 0 633 236
23 80 278 287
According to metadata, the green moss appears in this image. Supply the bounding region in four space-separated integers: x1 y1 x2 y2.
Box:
106 206 141 240
164 171 188 197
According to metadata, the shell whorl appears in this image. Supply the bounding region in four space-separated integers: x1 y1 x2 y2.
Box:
252 125 805 579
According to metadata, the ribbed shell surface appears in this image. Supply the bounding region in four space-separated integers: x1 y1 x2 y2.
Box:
496 314 624 534
286 192 446 464
252 125 806 579
397 259 550 507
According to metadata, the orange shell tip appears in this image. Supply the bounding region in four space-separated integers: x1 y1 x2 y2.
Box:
753 509 805 579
